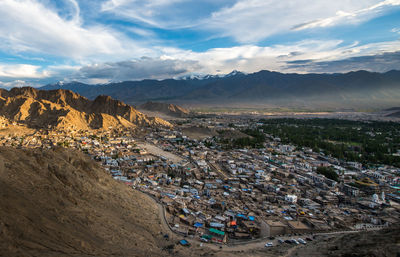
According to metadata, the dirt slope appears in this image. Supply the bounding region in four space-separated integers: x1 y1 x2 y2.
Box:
291 229 400 257
0 147 176 257
139 101 190 118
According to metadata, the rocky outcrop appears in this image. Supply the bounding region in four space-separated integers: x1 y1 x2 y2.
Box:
0 87 171 130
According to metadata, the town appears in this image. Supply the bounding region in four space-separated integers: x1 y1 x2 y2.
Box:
1 116 399 247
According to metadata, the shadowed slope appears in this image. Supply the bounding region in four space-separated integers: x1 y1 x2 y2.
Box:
139 101 190 118
0 147 171 257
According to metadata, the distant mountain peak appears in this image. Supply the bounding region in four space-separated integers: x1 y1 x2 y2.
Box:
179 73 219 80
178 70 245 80
225 70 245 77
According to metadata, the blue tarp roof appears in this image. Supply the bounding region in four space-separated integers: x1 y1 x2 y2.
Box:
236 214 247 219
179 239 189 245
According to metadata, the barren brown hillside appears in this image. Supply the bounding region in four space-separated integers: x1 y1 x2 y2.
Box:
291 228 400 257
139 101 190 118
0 147 178 257
0 87 171 130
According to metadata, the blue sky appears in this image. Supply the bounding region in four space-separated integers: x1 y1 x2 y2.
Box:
0 0 399 87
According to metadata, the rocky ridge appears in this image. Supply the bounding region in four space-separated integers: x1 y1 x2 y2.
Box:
0 87 171 130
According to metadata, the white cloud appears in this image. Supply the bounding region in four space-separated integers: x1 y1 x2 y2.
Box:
100 0 233 30
392 27 400 34
126 27 156 38
76 57 201 82
99 0 400 44
286 51 400 73
58 0 81 24
68 39 400 82
206 0 398 43
0 0 152 61
0 80 33 89
101 0 190 28
171 39 400 74
293 0 400 31
2 36 400 85
0 64 49 79
157 40 346 74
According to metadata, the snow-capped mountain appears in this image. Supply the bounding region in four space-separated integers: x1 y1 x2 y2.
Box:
178 70 246 80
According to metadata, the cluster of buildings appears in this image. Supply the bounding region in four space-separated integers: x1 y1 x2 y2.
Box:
1 117 400 244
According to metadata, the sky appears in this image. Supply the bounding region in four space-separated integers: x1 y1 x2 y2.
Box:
0 0 400 87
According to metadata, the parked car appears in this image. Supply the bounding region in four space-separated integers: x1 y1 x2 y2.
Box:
278 239 285 244
264 242 273 247
298 238 306 244
285 240 292 244
291 239 300 245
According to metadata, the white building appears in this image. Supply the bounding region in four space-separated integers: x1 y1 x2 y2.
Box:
285 194 298 203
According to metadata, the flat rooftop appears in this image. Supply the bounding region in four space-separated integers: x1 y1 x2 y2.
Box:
287 220 309 230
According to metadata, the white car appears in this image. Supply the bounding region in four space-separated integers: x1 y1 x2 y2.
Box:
264 242 273 247
291 239 300 245
298 238 306 244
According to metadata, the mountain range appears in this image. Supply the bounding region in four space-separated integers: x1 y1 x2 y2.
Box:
0 87 171 130
41 70 400 110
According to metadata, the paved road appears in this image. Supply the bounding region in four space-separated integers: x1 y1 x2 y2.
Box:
136 189 175 235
